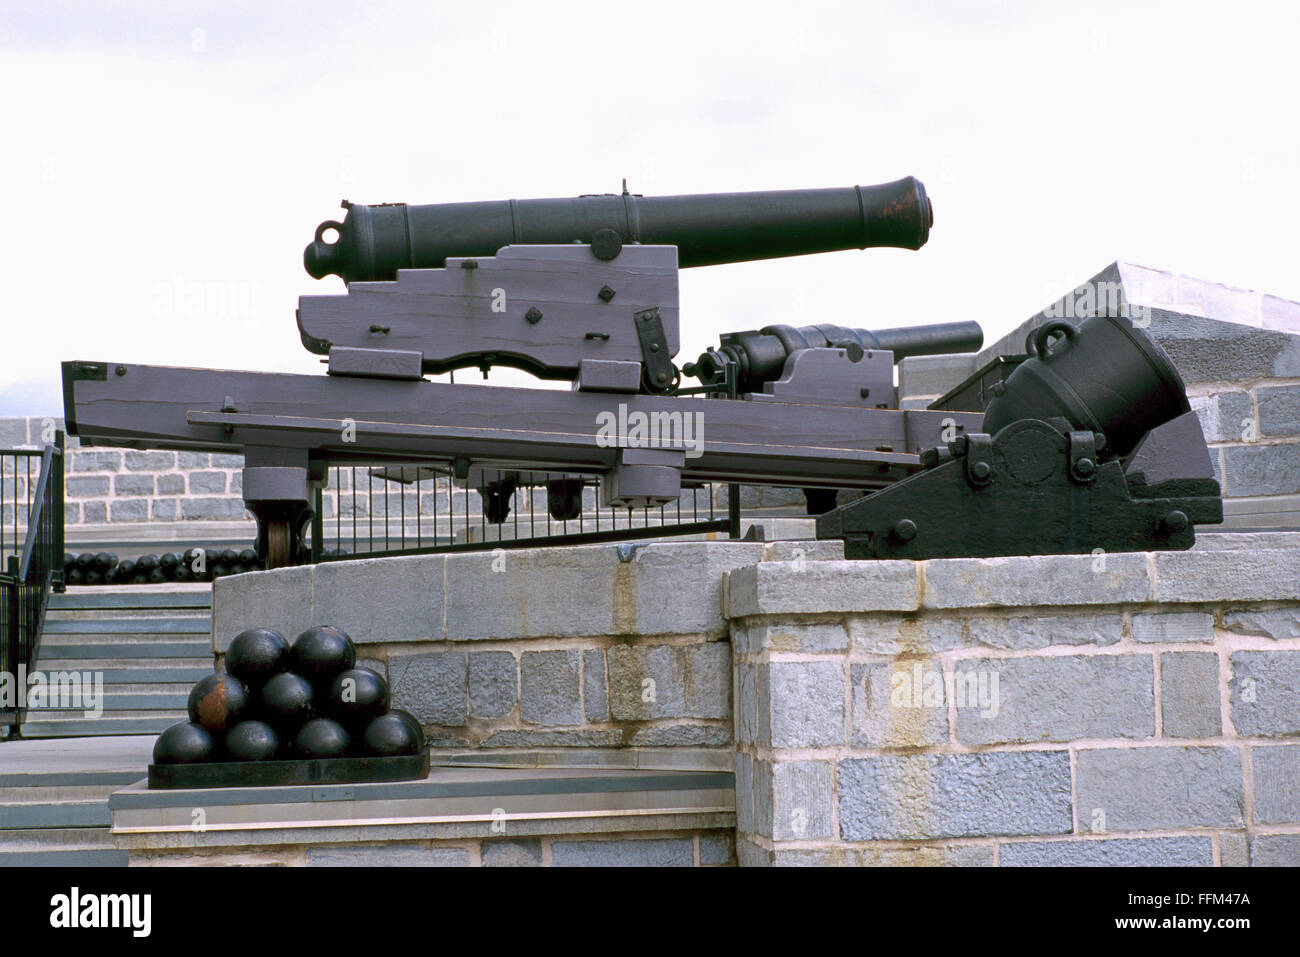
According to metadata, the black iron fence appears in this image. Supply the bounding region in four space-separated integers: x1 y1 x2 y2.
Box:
309 465 739 561
1 433 65 736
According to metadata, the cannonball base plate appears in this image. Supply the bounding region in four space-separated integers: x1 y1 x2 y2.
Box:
147 750 430 790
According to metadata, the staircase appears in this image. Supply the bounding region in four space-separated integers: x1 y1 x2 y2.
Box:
19 586 212 737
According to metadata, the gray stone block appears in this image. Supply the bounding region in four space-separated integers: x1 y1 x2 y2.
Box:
608 642 730 721
1220 831 1249 867
627 542 764 635
445 545 617 639
956 655 1153 746
390 652 467 726
771 845 994 867
838 752 1072 841
65 476 109 497
469 651 517 719
1251 744 1300 824
1156 550 1300 603
850 615 967 655
758 541 845 563
924 554 1151 609
82 501 106 523
1221 443 1300 497
122 450 174 470
481 730 623 747
480 839 542 867
727 560 919 617
628 725 730 746
898 353 977 400
1161 652 1221 738
851 661 949 748
0 418 29 447
1251 834 1300 866
1075 747 1243 830
735 662 757 746
742 620 849 654
177 452 209 468
210 452 245 468
771 761 834 840
313 555 444 643
965 613 1124 650
767 661 843 748
549 838 694 867
1190 391 1254 443
306 844 471 866
189 470 227 493
109 499 147 522
213 565 314 651
1149 311 1300 382
699 833 733 865
69 451 120 472
1000 837 1212 867
150 498 178 522
1132 611 1214 643
582 649 608 722
156 473 185 494
1257 384 1300 436
1223 606 1300 640
520 650 581 726
736 836 772 867
1230 651 1300 736
180 497 249 520
113 473 154 496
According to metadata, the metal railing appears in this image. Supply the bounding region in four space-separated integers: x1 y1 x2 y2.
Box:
1 433 65 737
309 466 739 562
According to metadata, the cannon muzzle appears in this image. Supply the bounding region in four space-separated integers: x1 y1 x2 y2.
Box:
305 177 933 283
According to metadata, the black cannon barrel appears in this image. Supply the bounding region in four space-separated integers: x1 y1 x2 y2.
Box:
304 177 933 283
685 320 984 391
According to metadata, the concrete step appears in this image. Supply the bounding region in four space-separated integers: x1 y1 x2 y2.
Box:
0 783 125 803
37 640 211 659
0 799 111 829
26 690 190 712
16 715 179 737
48 586 212 610
38 661 212 677
0 827 126 866
43 617 211 635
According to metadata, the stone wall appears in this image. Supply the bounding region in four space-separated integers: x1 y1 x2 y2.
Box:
727 536 1300 866
210 533 1300 866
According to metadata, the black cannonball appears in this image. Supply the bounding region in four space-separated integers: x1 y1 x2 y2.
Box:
328 667 390 727
224 720 280 762
238 548 259 567
95 552 118 572
174 564 193 583
362 710 424 757
290 626 356 686
114 559 136 582
225 628 290 689
136 553 159 572
149 568 167 584
75 553 93 570
258 672 315 728
159 551 180 571
187 673 249 733
84 570 103 586
293 717 350 758
152 721 215 764
219 548 239 565
66 568 84 585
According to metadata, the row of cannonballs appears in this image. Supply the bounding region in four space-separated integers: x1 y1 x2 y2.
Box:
152 625 424 765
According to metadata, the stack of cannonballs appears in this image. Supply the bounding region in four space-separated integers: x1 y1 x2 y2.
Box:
63 547 351 585
152 624 423 767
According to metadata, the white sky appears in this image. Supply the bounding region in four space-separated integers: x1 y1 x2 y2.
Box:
2 0 1298 415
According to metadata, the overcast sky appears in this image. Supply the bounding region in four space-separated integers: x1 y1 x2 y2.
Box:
2 0 1297 415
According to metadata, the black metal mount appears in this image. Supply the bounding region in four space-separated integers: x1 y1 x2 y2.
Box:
816 416 1223 560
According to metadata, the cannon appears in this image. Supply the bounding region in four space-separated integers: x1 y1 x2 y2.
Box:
304 177 933 283
62 175 1221 566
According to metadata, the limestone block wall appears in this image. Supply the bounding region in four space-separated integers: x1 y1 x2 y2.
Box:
726 535 1300 866
213 542 841 751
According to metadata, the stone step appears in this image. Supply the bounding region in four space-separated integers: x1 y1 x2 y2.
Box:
48 589 212 612
0 826 126 866
38 661 212 677
43 617 211 635
16 715 178 737
26 690 190 712
37 640 211 659
0 799 111 829
0 783 125 803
